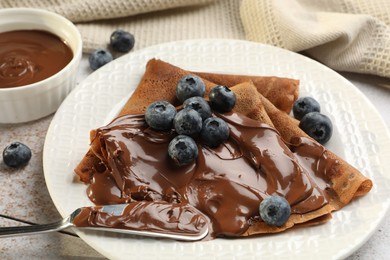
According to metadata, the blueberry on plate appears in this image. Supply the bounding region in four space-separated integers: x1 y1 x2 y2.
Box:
200 117 229 147
208 85 236 113
299 112 333 145
168 135 198 166
293 96 321 120
259 195 291 227
173 108 203 136
110 29 135 53
145 101 177 131
183 96 211 121
176 75 206 103
2 142 32 168
88 49 113 71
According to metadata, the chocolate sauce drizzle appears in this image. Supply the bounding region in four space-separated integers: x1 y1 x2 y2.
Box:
79 112 336 239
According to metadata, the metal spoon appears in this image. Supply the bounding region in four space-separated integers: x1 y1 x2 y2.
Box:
0 204 209 241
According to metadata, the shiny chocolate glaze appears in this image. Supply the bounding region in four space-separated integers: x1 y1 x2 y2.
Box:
85 112 337 239
72 202 208 237
0 30 73 88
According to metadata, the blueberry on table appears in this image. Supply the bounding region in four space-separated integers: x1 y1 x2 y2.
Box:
145 101 177 131
208 85 236 113
173 108 203 136
2 142 32 168
299 112 333 145
168 135 198 166
293 96 321 120
88 49 113 71
200 117 230 147
110 29 135 53
176 75 206 103
183 96 211 121
259 195 291 227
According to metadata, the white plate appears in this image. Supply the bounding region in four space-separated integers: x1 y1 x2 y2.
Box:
43 39 390 260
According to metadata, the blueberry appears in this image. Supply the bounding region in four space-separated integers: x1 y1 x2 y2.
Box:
299 112 333 145
88 49 113 71
145 101 177 131
173 108 202 136
176 75 206 103
2 142 32 168
200 117 229 147
168 135 198 166
183 96 211 121
259 195 291 227
110 29 135 53
293 97 321 120
208 85 236 113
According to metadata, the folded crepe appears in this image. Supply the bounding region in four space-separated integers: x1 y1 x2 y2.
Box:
74 60 372 238
76 59 299 183
256 93 373 207
118 58 299 116
219 82 371 235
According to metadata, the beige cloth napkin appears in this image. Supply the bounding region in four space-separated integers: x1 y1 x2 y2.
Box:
241 0 390 79
1 0 389 78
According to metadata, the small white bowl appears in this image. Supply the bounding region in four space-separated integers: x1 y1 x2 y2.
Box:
0 8 82 124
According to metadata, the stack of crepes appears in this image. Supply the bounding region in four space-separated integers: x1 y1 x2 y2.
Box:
74 59 372 238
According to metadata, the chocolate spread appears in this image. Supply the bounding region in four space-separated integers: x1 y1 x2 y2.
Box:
72 202 208 238
0 30 73 88
83 112 338 239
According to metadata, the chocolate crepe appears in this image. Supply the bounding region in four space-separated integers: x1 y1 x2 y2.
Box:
74 60 372 239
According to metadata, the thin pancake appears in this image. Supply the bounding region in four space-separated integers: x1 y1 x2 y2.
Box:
118 59 299 116
76 59 297 181
256 94 373 208
195 71 299 114
74 63 372 237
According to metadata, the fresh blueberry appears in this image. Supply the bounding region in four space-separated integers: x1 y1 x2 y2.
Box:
293 96 321 120
208 85 236 113
145 101 177 131
299 112 333 145
259 195 291 227
2 142 32 168
173 108 202 136
176 75 206 103
110 29 135 53
168 135 198 166
183 96 211 121
88 49 113 71
200 117 230 147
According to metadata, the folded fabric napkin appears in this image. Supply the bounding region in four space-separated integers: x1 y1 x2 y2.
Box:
241 0 390 79
1 0 389 79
